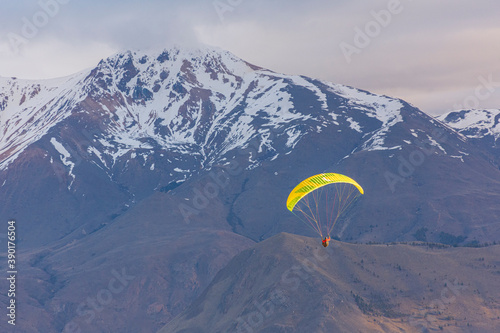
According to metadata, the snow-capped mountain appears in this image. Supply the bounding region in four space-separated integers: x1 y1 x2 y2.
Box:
2 46 500 333
1 46 500 249
0 46 412 246
438 109 500 165
438 109 500 140
1 46 407 176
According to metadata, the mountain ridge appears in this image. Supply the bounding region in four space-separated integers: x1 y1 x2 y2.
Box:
438 108 500 166
159 232 500 333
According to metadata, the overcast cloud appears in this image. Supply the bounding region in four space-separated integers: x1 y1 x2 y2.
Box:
0 0 499 115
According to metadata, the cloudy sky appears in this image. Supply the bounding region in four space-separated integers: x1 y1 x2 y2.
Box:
1 0 499 115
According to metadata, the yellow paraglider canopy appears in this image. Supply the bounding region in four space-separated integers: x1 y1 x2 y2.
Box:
286 173 364 211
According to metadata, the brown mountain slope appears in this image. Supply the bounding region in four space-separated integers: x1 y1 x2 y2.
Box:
0 192 255 333
159 233 500 333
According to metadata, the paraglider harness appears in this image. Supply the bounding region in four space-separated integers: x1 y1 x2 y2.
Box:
322 236 331 248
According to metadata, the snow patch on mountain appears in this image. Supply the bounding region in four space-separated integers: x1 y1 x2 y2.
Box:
437 109 500 139
425 134 447 154
324 83 404 151
50 137 76 189
0 72 89 170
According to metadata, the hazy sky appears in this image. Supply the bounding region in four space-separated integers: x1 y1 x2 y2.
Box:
1 0 499 115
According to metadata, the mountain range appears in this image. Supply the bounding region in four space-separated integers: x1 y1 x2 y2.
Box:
0 46 499 332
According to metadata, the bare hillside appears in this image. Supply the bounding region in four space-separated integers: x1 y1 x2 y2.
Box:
160 233 500 333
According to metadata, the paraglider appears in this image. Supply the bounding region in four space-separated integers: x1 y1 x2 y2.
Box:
286 173 364 247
